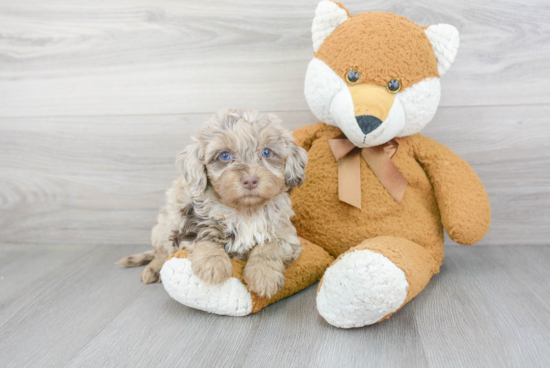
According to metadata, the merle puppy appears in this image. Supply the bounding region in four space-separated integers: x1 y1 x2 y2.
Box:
118 109 308 298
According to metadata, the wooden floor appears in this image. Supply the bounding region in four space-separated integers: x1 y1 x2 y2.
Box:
0 243 548 367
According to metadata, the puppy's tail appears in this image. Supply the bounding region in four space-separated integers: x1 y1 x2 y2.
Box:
116 250 155 267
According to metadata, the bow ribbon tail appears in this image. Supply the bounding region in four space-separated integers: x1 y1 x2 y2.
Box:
361 146 407 203
337 148 362 209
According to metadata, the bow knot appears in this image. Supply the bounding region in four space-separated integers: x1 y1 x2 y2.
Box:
327 136 407 209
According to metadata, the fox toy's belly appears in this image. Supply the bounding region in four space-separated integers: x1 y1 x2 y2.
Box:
290 135 444 262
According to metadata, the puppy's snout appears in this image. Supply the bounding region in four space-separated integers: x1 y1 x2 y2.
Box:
241 176 259 190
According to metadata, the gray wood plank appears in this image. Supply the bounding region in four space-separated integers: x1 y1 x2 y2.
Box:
65 285 261 368
414 246 550 368
1 105 548 246
0 0 549 117
0 243 93 317
0 244 149 368
241 289 429 368
0 244 549 367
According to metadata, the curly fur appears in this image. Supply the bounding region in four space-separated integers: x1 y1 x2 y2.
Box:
118 109 308 297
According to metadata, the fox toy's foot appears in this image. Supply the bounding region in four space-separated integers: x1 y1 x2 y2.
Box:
160 238 333 316
161 255 253 316
317 247 408 328
317 236 440 328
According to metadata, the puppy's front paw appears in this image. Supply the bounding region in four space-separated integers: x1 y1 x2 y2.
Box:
191 253 233 284
243 265 285 298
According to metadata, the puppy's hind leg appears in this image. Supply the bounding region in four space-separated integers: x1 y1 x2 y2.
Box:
116 250 155 267
140 220 174 283
140 246 171 284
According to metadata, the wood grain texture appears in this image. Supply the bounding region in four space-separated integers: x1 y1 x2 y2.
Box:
1 105 548 245
0 244 149 367
0 111 317 245
0 0 549 117
415 246 550 367
0 244 548 367
0 243 93 317
0 1 549 245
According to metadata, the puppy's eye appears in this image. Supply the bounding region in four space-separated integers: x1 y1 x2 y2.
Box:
387 79 401 93
345 69 360 84
219 152 232 161
261 148 272 158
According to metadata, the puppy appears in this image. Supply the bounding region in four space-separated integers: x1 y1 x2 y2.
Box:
118 108 308 298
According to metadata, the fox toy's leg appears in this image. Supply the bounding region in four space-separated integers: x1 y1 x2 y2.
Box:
160 238 333 316
317 236 441 328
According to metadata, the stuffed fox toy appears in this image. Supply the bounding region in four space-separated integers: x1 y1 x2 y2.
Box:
160 0 491 328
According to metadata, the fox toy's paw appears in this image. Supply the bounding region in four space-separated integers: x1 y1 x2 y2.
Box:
317 248 408 328
317 237 439 328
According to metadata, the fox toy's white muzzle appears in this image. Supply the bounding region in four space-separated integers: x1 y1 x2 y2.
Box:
329 87 405 147
304 58 442 146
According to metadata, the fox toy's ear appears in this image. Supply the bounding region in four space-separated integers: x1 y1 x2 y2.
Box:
312 0 351 52
425 24 460 76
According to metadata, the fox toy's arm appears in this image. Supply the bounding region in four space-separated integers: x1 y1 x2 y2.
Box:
411 134 491 245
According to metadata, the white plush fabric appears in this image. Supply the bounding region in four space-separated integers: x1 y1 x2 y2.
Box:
305 58 443 143
160 257 253 316
342 93 405 147
304 57 342 126
316 249 408 328
425 24 460 76
328 86 406 147
396 77 441 137
312 0 350 52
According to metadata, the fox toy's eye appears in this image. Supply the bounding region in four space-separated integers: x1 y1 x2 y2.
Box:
261 148 272 158
387 79 401 93
219 152 232 161
345 69 361 84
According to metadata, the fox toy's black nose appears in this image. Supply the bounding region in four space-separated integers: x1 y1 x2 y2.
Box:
356 115 383 135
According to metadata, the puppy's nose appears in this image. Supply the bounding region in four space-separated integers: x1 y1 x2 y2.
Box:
241 176 259 190
356 115 383 135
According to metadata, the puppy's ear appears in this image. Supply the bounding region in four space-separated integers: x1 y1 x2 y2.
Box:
285 141 308 188
176 140 208 197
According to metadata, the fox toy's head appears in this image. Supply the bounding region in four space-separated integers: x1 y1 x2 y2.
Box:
305 1 460 147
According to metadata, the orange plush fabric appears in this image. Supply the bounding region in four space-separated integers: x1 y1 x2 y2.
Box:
290 122 491 266
315 12 440 91
289 123 490 325
168 237 334 314
324 236 441 322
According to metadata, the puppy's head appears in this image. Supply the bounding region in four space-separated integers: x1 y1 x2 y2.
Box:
177 109 308 209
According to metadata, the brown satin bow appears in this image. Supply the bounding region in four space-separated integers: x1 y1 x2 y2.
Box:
327 136 408 209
